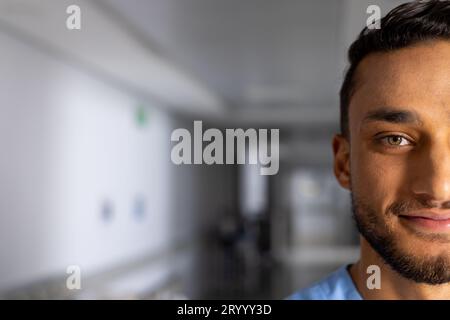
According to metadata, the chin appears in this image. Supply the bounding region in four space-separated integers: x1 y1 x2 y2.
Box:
396 231 449 256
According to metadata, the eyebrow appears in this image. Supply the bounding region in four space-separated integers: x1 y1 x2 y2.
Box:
362 107 423 126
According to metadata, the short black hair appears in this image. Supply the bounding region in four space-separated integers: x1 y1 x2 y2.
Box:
340 0 450 137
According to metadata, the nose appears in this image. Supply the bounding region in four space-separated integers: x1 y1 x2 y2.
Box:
410 139 450 207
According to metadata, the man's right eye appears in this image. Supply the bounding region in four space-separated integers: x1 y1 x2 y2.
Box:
378 135 413 147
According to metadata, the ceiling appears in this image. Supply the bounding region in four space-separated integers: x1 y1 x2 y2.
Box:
1 0 406 128
0 0 408 163
0 0 225 115
105 0 346 125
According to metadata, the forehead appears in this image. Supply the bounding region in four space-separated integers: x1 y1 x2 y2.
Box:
349 40 450 128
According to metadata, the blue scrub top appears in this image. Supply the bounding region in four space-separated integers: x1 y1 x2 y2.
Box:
287 265 362 300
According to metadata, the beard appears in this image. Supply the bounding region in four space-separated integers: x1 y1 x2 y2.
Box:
351 192 450 285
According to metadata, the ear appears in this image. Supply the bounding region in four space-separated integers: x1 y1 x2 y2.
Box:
332 134 351 190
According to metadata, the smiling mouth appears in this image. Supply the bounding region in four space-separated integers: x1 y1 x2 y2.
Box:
399 213 450 233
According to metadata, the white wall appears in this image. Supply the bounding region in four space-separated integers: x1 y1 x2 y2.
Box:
0 29 232 292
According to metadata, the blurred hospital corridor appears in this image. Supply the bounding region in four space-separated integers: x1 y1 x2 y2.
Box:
0 0 405 299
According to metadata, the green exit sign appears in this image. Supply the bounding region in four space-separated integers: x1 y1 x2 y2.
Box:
135 104 150 128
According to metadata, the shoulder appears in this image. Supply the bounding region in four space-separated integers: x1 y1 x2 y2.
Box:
287 265 362 300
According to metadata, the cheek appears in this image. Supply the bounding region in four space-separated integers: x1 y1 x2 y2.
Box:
350 145 406 208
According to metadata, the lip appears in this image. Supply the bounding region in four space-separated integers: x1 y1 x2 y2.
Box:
399 211 450 233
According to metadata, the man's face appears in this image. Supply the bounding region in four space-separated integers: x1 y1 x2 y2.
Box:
334 40 450 284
